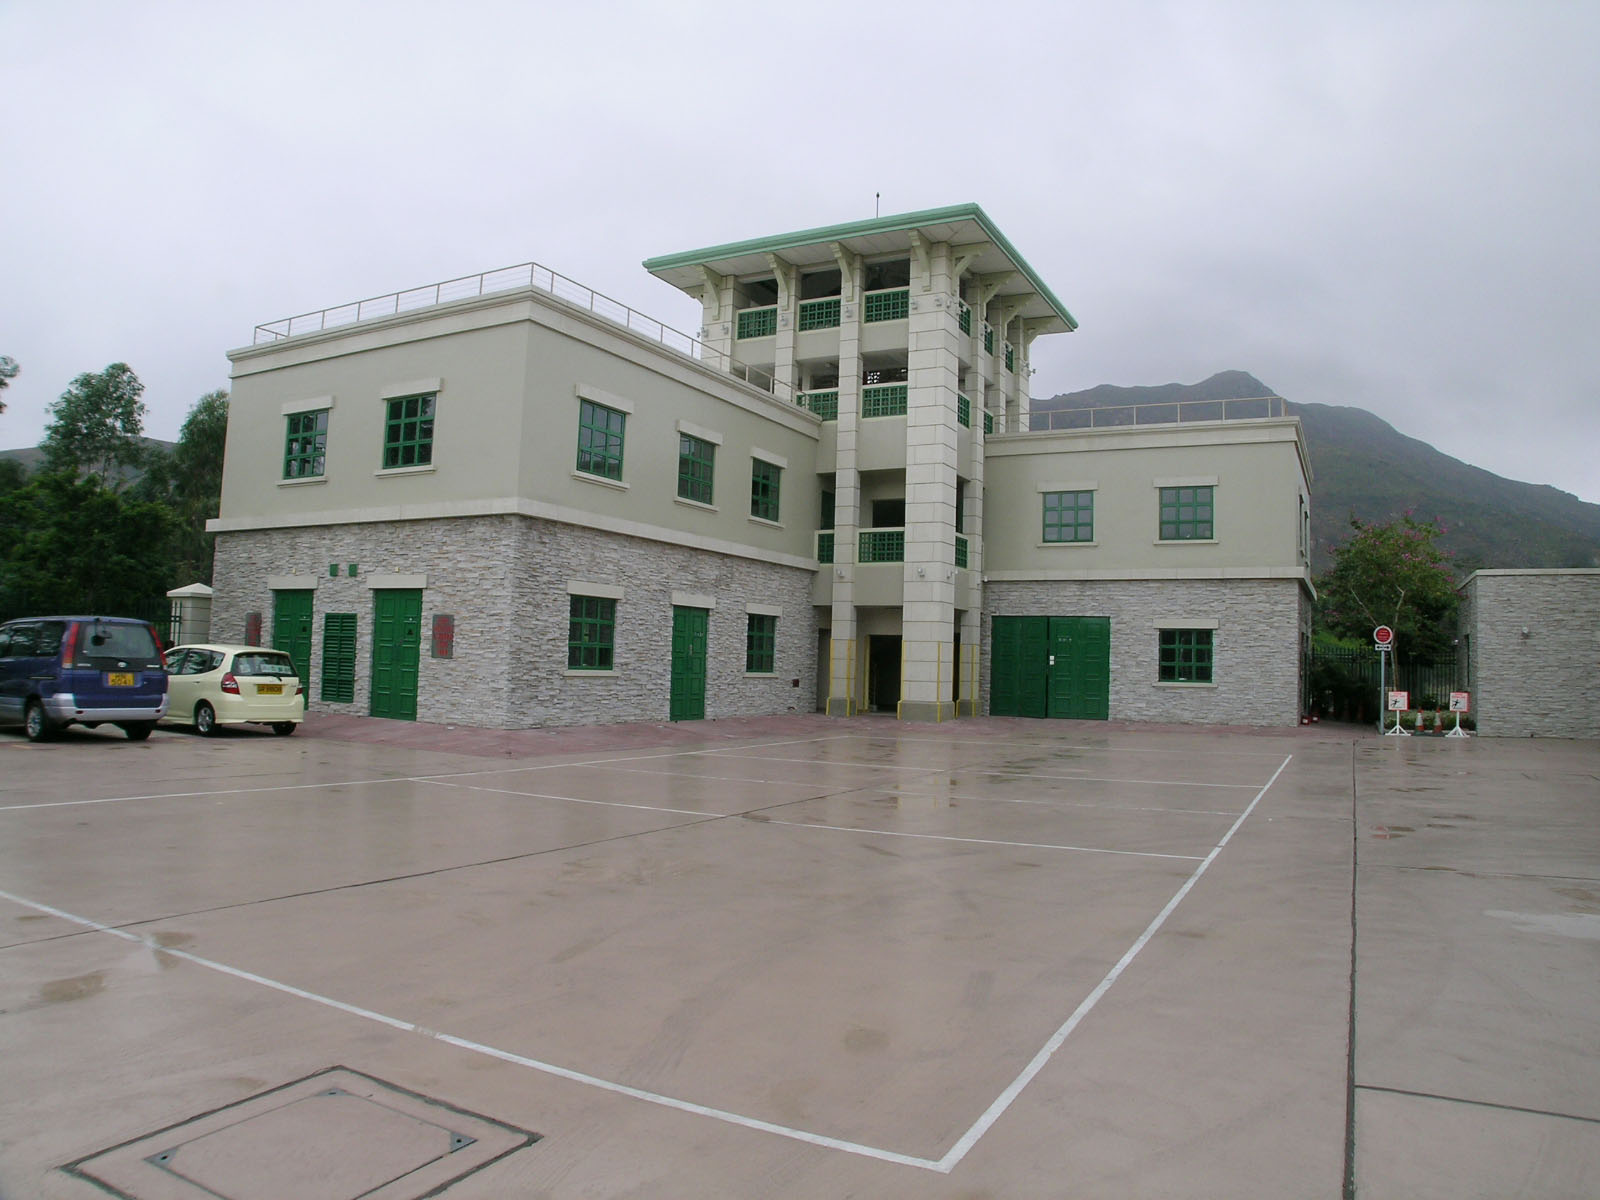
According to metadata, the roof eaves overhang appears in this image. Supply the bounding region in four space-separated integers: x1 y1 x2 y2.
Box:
644 203 1077 333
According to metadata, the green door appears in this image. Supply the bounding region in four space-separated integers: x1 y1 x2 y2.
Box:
991 615 1108 720
670 606 708 722
272 590 314 687
371 589 422 720
1048 616 1111 720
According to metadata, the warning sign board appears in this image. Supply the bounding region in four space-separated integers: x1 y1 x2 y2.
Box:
1387 691 1409 712
1449 692 1471 713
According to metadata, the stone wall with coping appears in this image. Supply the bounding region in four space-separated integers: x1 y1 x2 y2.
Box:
213 515 817 729
981 578 1307 726
1460 571 1600 738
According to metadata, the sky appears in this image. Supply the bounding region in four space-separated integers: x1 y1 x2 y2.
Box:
3 0 1597 504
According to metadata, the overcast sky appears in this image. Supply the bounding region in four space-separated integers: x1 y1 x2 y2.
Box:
4 0 1596 504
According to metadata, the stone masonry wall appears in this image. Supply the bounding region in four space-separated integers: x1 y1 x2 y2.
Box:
213 516 817 729
1464 573 1600 738
982 578 1306 726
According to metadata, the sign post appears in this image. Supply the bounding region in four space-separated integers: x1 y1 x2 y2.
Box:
1446 691 1472 738
1373 626 1397 734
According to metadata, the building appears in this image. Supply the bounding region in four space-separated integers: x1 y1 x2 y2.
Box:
210 204 1314 729
1457 569 1600 738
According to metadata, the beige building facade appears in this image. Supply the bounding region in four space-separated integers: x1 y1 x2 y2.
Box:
211 205 1315 729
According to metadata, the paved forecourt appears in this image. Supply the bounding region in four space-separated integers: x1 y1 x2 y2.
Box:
2 715 1356 1197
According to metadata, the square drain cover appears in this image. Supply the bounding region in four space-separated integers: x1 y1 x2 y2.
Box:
62 1066 539 1199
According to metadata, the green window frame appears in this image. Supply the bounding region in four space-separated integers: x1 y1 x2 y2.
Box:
678 434 715 504
284 409 329 479
320 612 357 702
750 459 781 521
1159 628 1213 683
1159 486 1214 540
381 393 435 469
797 297 840 331
745 613 776 674
577 399 626 480
1043 490 1095 543
568 595 616 671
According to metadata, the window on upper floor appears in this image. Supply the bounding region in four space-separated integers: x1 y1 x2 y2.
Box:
1159 628 1214 684
677 434 715 505
1159 486 1214 540
568 595 616 671
576 399 625 481
1043 490 1094 543
746 613 776 674
381 394 435 469
284 410 329 479
751 459 781 522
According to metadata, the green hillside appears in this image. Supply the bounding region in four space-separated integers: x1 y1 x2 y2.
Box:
1033 372 1600 576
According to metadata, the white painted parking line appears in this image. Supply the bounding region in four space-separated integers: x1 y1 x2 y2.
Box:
708 753 1265 790
562 764 831 789
420 778 712 818
883 787 1240 818
755 819 1207 861
876 733 1293 759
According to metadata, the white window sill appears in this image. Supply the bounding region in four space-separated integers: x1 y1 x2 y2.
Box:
278 475 327 487
744 671 778 678
748 515 783 530
1038 539 1098 549
675 496 717 513
564 668 619 678
1154 681 1218 689
375 464 436 478
573 470 628 491
1154 538 1218 546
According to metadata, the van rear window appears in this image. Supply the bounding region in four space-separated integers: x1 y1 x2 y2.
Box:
79 623 159 661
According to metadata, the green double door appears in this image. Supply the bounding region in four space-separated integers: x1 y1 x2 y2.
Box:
371 589 422 721
670 606 708 722
991 616 1110 720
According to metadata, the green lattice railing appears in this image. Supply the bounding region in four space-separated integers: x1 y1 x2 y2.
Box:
955 535 969 569
958 301 971 334
863 288 909 323
801 390 838 420
957 394 971 428
798 297 841 331
736 306 777 339
816 531 834 563
859 528 905 563
983 323 994 354
861 384 908 418
984 410 994 436
1005 343 1015 372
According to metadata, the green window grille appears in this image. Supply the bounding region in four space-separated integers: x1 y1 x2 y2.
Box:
955 535 969 569
1043 491 1095 543
568 595 616 670
863 288 909 323
746 613 777 673
1005 343 1015 372
861 383 908 418
750 459 781 521
576 399 626 480
797 297 841 331
382 393 435 469
1159 485 1214 540
983 324 994 354
816 531 834 563
736 306 778 338
957 394 971 428
677 434 715 504
1159 628 1214 683
859 529 905 562
803 390 838 421
958 301 971 334
320 612 357 702
984 410 994 436
284 409 329 479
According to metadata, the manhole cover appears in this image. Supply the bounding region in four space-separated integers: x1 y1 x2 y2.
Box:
62 1066 539 1199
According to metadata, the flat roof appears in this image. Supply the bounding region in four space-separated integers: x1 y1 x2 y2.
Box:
644 203 1078 335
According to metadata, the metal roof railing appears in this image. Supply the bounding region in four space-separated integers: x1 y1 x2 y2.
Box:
1026 395 1287 432
250 261 796 404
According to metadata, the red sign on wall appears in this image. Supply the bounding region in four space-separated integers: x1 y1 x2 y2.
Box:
245 611 262 645
431 614 455 659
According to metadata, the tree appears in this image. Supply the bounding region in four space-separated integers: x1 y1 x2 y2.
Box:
135 389 228 583
1317 514 1459 665
39 363 147 484
0 356 17 415
0 472 175 614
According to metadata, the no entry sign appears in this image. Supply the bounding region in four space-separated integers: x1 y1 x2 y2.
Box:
1374 625 1394 649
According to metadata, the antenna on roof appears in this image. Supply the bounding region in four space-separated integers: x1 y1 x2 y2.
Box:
875 192 880 218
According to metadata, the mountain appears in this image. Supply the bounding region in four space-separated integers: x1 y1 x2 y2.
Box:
0 439 176 486
1032 372 1600 576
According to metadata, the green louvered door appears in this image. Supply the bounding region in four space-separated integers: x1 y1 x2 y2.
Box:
669 606 708 722
321 612 357 703
370 590 422 721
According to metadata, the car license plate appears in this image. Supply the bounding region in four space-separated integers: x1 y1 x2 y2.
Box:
107 673 135 687
256 683 282 695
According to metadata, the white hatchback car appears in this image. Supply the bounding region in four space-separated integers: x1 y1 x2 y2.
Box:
163 644 305 736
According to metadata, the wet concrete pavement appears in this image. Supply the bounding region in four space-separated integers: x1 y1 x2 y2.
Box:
0 715 1595 1198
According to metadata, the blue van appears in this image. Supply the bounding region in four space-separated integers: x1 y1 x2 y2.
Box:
0 616 169 741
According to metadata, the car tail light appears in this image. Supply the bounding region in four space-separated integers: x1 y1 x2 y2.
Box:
294 682 303 695
62 622 80 666
221 672 241 694
149 623 165 657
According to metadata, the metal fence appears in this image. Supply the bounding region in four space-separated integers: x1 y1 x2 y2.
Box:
1309 644 1462 722
1028 395 1287 432
0 596 175 642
